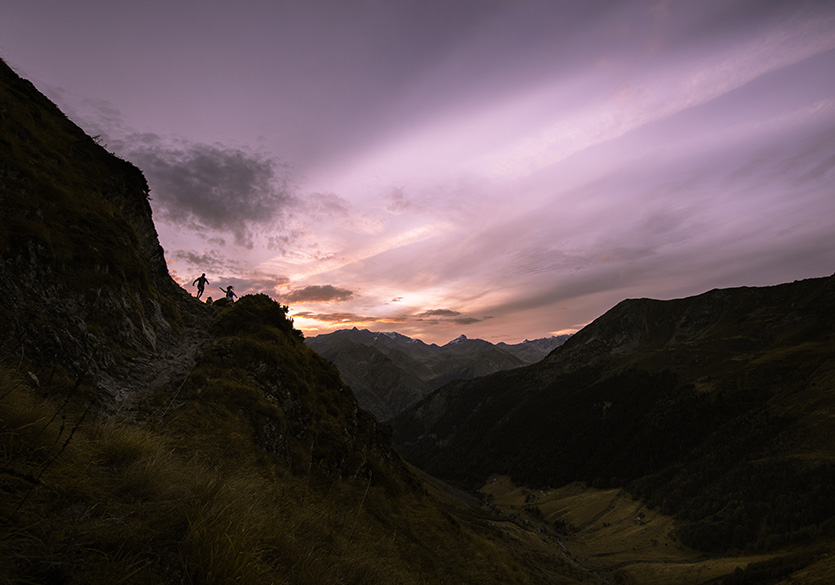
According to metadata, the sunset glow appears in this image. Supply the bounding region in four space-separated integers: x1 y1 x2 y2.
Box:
4 0 834 344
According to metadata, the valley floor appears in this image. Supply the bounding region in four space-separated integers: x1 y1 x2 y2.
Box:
415 469 835 585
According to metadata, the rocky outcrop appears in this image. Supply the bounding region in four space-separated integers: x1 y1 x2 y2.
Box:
0 57 197 400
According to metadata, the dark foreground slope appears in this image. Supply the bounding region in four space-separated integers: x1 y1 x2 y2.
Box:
394 276 835 554
0 58 585 585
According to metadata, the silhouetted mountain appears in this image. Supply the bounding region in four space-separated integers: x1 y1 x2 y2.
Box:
393 276 835 554
497 334 572 362
307 328 568 420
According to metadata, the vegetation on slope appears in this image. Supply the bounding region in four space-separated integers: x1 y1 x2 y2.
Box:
1 297 559 585
394 276 835 557
0 58 167 293
0 56 188 383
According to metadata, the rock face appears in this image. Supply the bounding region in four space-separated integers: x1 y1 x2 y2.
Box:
0 58 193 399
307 328 569 420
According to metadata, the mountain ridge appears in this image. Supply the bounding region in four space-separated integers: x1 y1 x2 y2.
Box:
393 273 835 555
306 327 569 420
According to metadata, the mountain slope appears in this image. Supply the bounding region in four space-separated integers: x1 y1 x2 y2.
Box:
394 276 835 554
497 335 572 363
307 328 568 420
0 56 194 401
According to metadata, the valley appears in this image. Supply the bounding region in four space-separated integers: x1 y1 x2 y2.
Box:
414 468 826 585
476 475 812 585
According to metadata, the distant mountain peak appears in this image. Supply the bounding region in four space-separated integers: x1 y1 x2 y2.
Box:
307 329 569 419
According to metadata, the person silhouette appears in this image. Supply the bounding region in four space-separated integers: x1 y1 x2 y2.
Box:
219 285 237 302
192 273 209 299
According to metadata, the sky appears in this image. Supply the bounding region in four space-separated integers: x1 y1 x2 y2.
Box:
3 0 834 344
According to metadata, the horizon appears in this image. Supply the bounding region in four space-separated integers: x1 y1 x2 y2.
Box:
304 325 575 347
302 270 835 345
3 0 835 345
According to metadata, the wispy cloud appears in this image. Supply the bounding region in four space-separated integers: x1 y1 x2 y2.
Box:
478 9 835 179
284 285 354 303
170 249 240 275
415 309 487 325
292 303 488 333
292 310 399 327
10 0 834 344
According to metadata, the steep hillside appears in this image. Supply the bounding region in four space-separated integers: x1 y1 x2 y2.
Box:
0 58 586 585
0 57 194 400
307 328 567 420
394 276 835 557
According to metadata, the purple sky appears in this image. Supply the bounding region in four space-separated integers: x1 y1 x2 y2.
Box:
3 0 835 344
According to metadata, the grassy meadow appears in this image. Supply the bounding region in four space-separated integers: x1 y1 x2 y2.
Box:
479 474 835 585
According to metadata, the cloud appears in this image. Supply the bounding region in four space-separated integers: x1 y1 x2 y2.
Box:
292 310 393 325
284 284 354 303
170 249 239 274
125 139 295 248
476 4 835 179
49 98 300 251
292 305 488 329
450 316 484 325
416 308 486 325
300 191 351 221
418 309 461 317
385 187 419 214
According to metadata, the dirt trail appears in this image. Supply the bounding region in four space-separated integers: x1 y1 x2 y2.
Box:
106 303 213 416
575 490 624 532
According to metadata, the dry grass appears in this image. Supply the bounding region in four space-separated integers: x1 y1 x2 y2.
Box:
478 474 835 585
0 366 546 585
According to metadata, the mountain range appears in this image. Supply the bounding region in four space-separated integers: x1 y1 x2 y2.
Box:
306 328 570 420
